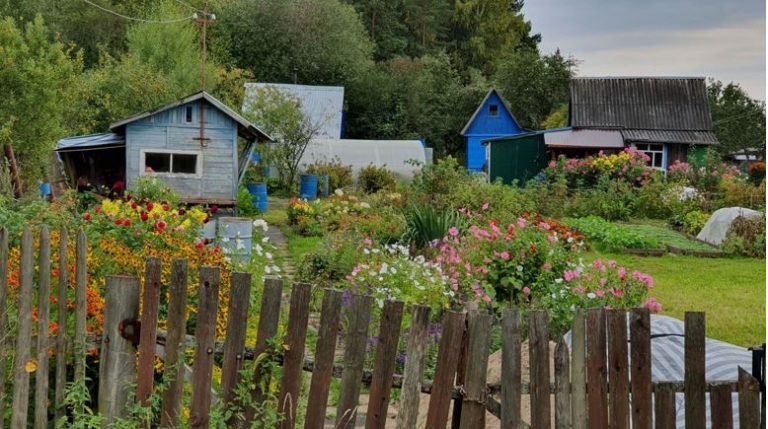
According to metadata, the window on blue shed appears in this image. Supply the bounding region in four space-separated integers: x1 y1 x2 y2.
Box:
489 104 499 116
145 153 171 173
184 105 194 123
172 154 197 174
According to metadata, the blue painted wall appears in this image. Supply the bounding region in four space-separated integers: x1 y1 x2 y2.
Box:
464 91 524 171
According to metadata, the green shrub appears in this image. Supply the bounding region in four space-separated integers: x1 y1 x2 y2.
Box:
680 210 709 235
566 180 636 221
718 178 766 210
722 215 766 257
404 204 467 249
131 176 180 205
297 231 362 287
566 216 660 251
305 158 354 191
236 186 261 217
358 164 396 194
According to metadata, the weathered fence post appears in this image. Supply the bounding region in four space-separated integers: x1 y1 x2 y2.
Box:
395 305 431 429
160 258 189 428
98 275 140 425
136 257 161 406
305 289 343 429
571 309 587 429
74 228 87 388
654 382 676 429
684 312 706 428
529 310 551 429
54 226 68 423
629 308 652 429
501 308 522 429
221 271 253 420
190 266 220 429
607 309 630 429
738 367 761 429
710 383 734 429
0 227 8 429
336 293 373 429
554 338 571 429
365 300 405 429
424 311 466 428
277 282 312 429
458 310 493 429
34 226 51 429
10 227 33 429
586 308 608 428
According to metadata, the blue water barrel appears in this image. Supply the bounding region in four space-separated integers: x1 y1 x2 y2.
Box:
218 217 253 265
320 174 329 197
299 174 318 200
39 182 51 198
247 182 268 213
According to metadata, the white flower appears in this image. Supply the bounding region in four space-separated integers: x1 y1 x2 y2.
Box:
253 219 269 232
265 266 272 274
335 189 344 196
364 248 370 255
379 263 389 274
371 248 380 254
516 265 523 272
262 237 269 243
587 292 596 299
359 202 371 209
555 278 563 284
236 239 245 250
265 252 273 260
221 236 230 243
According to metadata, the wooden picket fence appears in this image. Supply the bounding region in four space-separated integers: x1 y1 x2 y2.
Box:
0 225 764 428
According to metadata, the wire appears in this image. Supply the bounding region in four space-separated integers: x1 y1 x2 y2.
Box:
173 0 204 13
81 0 195 23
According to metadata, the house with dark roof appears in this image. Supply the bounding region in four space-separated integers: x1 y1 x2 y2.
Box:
56 91 272 205
460 89 525 171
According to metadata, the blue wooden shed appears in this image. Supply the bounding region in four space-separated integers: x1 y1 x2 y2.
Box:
56 91 272 205
460 89 525 172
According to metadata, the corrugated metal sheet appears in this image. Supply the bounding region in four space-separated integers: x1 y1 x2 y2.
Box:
244 83 344 139
544 128 625 148
621 129 719 145
55 133 125 151
570 77 714 131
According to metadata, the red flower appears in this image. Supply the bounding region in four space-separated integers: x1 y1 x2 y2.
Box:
123 218 132 227
140 211 149 222
94 206 102 214
125 194 132 201
115 218 123 226
210 204 219 214
130 201 137 209
83 212 91 221
146 202 154 211
162 203 170 211
155 220 167 232
195 240 204 250
178 208 186 215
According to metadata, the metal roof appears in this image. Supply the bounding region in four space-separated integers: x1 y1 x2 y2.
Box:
570 77 714 131
243 83 344 139
621 129 718 145
545 129 625 148
460 88 522 136
55 132 125 152
110 91 273 142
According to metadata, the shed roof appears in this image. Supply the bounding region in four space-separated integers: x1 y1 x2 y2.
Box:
545 128 625 148
55 132 125 152
461 88 522 136
243 83 344 139
110 91 272 142
570 77 714 131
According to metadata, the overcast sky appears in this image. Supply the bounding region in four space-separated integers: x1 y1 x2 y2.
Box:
523 0 766 100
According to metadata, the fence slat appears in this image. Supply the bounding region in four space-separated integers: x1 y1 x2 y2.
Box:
277 282 312 429
654 382 676 429
555 338 571 429
458 311 493 429
365 300 405 429
451 322 469 429
710 383 734 429
244 278 283 427
74 228 87 387
304 289 343 429
0 228 8 429
529 310 551 429
608 309 630 429
136 257 161 405
34 226 51 429
501 308 522 429
571 309 587 429
189 266 220 429
98 275 140 425
160 259 189 428
684 312 706 429
10 228 33 429
586 308 608 429
395 305 431 429
220 271 253 419
424 311 466 428
738 367 761 429
54 226 68 423
630 308 652 429
336 293 373 429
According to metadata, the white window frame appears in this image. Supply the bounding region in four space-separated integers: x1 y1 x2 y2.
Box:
140 149 203 178
633 143 666 170
183 105 194 124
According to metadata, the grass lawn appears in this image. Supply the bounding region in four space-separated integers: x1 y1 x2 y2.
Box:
585 250 765 347
621 219 717 252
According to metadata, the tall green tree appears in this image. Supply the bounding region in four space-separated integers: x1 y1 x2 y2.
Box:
707 80 766 158
347 0 409 61
402 0 452 57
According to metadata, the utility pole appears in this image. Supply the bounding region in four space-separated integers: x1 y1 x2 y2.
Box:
194 8 215 148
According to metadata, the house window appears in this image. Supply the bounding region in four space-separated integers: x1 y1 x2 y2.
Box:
184 105 194 123
635 143 665 169
489 104 499 116
172 153 197 174
142 151 200 176
145 153 171 173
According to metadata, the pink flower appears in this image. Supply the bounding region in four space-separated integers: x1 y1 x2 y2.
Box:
610 288 624 298
595 290 605 298
363 237 373 246
563 270 579 282
522 287 531 296
644 297 662 313
448 227 459 237
618 267 626 280
517 217 527 229
607 260 617 268
599 277 607 287
481 202 490 210
547 234 557 243
499 251 511 260
542 262 552 270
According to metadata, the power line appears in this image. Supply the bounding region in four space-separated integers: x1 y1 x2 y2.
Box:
81 0 195 23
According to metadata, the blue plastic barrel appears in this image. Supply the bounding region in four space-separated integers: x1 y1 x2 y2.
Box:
299 174 318 200
247 182 268 213
320 174 329 197
39 182 51 198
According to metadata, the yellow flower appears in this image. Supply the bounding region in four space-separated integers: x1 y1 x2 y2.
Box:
25 359 37 373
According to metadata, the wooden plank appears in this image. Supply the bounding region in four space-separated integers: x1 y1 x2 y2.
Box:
424 311 466 428
710 383 734 429
529 310 551 429
630 308 652 429
336 294 373 429
220 272 253 418
586 308 608 429
571 309 587 429
365 300 405 429
304 289 343 429
501 308 522 429
0 228 8 429
458 311 493 429
654 382 676 429
74 228 87 387
243 277 283 427
54 226 68 423
738 367 761 429
277 282 312 429
10 228 33 429
451 321 469 429
395 305 431 429
34 226 51 429
684 312 705 429
189 266 220 429
554 337 571 429
98 275 140 424
160 259 189 428
136 257 162 406
607 309 630 429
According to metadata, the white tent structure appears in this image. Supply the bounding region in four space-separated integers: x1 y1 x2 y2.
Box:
299 139 428 179
697 207 763 245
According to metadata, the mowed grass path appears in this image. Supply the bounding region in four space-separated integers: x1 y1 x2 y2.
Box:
587 251 765 347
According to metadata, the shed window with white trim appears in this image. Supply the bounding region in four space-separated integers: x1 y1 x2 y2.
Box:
634 143 665 169
141 150 201 176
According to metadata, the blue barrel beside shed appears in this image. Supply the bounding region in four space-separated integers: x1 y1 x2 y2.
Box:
299 174 318 200
247 182 268 213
